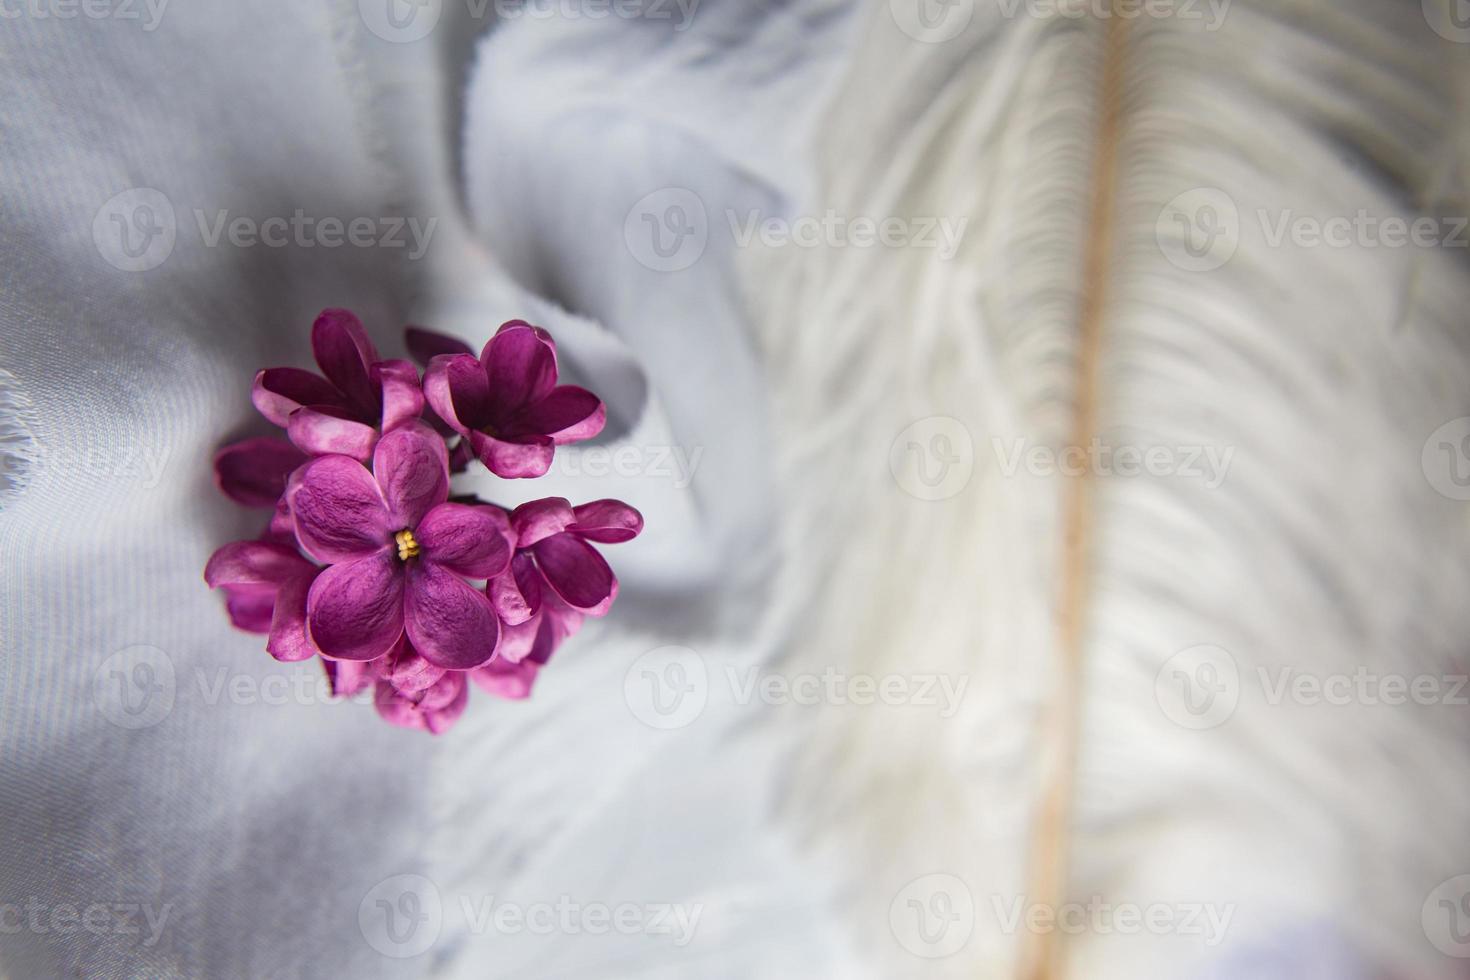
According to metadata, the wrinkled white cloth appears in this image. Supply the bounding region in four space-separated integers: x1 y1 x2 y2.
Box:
0 2 864 976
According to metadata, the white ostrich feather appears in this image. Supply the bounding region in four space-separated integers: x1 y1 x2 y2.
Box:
745 2 1470 977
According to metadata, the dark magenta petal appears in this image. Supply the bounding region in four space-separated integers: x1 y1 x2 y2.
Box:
516 386 606 444
416 503 513 579
469 430 554 479
266 498 295 545
372 359 424 433
570 499 644 544
223 586 274 633
323 657 379 697
286 406 378 461
266 568 320 662
482 321 557 417
511 497 576 547
382 638 446 694
405 326 474 366
471 656 539 700
213 437 307 508
372 421 448 530
311 309 380 416
252 367 344 428
533 533 617 615
404 561 500 669
493 612 539 663
204 539 313 588
373 673 468 734
534 579 585 657
423 353 492 434
486 568 533 626
306 550 404 661
287 455 391 563
509 552 544 611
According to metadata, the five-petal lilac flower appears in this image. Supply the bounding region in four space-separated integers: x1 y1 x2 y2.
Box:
286 422 513 668
424 320 606 478
489 497 643 664
253 309 424 462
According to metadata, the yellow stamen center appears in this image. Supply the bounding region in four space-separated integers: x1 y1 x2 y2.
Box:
394 528 420 561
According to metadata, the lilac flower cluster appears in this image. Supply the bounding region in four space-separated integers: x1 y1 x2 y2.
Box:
204 310 641 733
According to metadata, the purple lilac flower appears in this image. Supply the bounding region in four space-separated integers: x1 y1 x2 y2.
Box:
488 497 643 664
285 422 513 668
204 538 321 663
252 309 423 462
423 320 605 478
206 310 642 734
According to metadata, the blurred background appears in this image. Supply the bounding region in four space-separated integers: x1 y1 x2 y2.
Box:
2 1 1469 977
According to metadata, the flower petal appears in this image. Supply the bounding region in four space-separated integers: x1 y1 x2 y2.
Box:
266 568 320 662
487 567 533 626
373 673 468 734
382 637 446 694
510 497 575 548
222 586 275 633
483 321 557 416
468 431 553 479
516 386 605 444
533 533 617 615
570 499 644 543
287 455 391 563
311 309 380 417
286 406 378 461
471 656 539 700
251 367 344 428
323 657 379 698
306 550 404 661
204 539 312 588
416 503 513 579
404 561 500 669
372 421 448 529
405 326 474 366
423 353 492 434
372 359 424 433
213 437 308 508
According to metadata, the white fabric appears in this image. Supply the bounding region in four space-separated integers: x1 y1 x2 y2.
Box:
0 3 863 977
